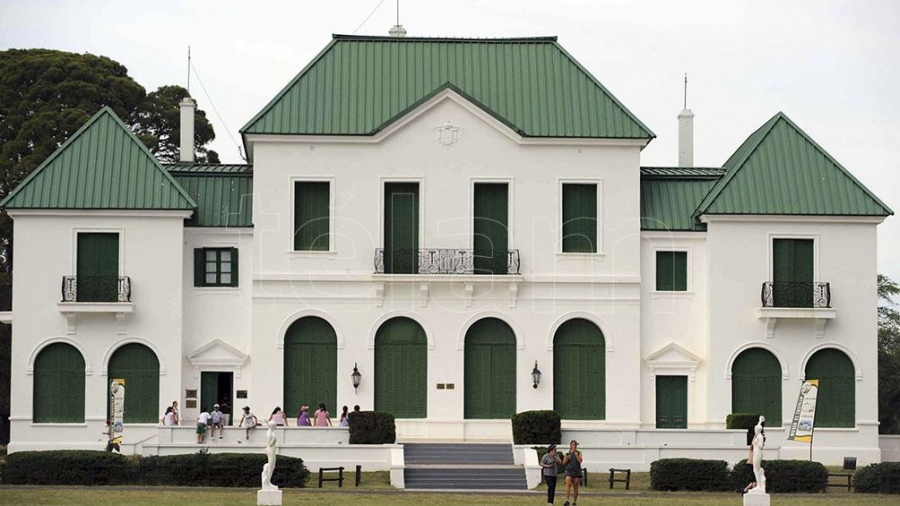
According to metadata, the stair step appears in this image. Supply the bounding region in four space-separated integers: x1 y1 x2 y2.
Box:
403 443 514 465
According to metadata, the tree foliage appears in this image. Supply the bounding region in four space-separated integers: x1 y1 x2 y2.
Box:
878 274 900 434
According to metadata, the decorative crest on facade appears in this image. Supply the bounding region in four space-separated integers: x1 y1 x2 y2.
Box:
432 121 462 149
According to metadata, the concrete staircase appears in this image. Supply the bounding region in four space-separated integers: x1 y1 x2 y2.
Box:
403 443 527 490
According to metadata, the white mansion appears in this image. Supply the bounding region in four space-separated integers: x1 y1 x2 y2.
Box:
2 35 892 466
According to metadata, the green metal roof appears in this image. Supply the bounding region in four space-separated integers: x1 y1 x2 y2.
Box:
694 112 893 218
166 164 253 174
1 107 197 210
241 35 654 141
641 167 722 231
167 169 254 227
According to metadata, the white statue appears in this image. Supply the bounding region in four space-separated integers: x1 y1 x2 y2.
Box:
261 420 278 490
747 415 767 494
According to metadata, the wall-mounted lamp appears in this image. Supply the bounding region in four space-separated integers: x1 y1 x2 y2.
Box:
531 360 542 389
351 363 362 392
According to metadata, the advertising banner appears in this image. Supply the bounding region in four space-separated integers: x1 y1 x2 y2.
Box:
110 378 125 436
787 379 818 442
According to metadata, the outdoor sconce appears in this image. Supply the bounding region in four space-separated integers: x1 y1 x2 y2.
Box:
351 363 362 392
531 360 542 389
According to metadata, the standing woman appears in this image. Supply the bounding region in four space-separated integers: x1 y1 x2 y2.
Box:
338 406 350 427
171 401 180 425
562 440 583 506
541 443 563 505
314 403 332 426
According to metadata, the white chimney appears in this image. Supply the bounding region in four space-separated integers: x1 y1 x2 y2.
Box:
678 108 694 167
179 97 196 163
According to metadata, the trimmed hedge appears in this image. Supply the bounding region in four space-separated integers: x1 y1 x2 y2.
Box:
726 413 761 446
348 411 396 444
732 459 827 493
3 451 309 487
854 462 900 494
511 410 561 445
650 458 731 491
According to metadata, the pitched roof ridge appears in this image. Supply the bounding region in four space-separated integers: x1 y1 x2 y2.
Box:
331 34 558 43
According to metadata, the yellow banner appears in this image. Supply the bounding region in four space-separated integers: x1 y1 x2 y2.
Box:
787 379 818 442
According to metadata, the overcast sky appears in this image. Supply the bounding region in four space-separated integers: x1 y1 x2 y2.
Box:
1 0 898 282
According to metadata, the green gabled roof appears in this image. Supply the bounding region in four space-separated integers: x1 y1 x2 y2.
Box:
241 35 654 140
1 107 197 210
694 112 893 218
641 167 723 231
164 164 254 227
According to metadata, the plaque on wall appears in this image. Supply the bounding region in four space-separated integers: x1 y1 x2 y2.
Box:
185 389 198 399
185 399 197 409
236 390 248 399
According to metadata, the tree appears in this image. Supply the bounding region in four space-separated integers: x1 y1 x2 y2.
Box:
878 274 900 434
131 85 219 164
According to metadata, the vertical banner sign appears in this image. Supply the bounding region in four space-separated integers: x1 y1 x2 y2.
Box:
788 379 819 442
110 379 126 437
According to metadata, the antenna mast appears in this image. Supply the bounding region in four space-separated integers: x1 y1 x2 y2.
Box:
396 0 400 27
683 72 688 109
187 46 192 94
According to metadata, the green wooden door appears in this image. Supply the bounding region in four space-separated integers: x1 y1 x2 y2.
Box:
773 239 814 307
283 317 337 417
473 183 509 275
732 348 782 426
33 343 85 423
805 349 855 428
200 372 219 412
562 184 597 253
77 233 119 302
553 319 605 419
375 317 427 418
656 375 687 428
294 181 330 251
384 183 419 274
108 343 159 423
464 318 516 418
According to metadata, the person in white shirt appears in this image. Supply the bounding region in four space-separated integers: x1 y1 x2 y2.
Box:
210 404 224 440
163 407 177 426
196 406 211 444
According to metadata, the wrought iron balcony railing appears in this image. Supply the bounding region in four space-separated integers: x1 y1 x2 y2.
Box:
62 276 132 303
761 281 830 309
374 248 521 275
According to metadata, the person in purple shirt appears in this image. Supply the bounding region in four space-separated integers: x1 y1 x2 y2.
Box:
296 405 311 426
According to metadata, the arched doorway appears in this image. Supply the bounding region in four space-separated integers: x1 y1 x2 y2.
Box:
553 318 605 419
731 348 782 426
284 317 337 418
464 318 516 418
375 317 427 418
108 343 159 423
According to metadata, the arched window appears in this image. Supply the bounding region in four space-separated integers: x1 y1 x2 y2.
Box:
805 349 855 428
108 343 159 423
33 343 85 423
553 319 605 419
731 348 782 426
375 317 427 418
464 318 516 419
284 317 337 418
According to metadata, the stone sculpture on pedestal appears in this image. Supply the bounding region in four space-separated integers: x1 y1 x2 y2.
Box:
257 420 282 506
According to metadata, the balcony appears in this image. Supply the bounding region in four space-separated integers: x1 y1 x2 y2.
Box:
758 281 835 339
374 248 521 275
58 276 133 335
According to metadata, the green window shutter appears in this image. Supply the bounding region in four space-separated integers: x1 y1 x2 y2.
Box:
805 349 854 428
194 248 204 287
383 183 419 274
656 376 688 428
473 183 509 275
33 343 85 423
294 181 330 251
77 233 119 301
562 184 597 253
773 239 814 307
553 319 605 420
229 248 239 287
464 318 516 419
108 343 159 423
731 348 782 426
656 251 687 291
283 317 338 417
375 317 427 418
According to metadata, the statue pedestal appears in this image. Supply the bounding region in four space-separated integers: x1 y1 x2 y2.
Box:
257 489 282 506
743 491 770 506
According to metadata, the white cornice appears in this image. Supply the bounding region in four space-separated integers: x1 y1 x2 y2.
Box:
699 214 886 225
641 231 707 240
8 209 193 219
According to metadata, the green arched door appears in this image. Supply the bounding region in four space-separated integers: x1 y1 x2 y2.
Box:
108 343 159 423
805 349 854 427
34 343 85 423
553 318 605 419
732 348 782 426
464 318 516 419
284 317 337 417
375 317 427 418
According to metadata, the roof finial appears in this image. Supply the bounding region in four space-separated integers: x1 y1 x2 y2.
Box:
683 72 688 110
389 0 407 37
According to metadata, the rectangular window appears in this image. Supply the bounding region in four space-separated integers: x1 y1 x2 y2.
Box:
194 248 239 287
294 181 330 251
562 183 597 253
773 238 814 307
76 232 119 302
656 251 687 291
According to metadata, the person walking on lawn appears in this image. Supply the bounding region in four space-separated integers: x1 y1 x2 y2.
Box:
541 443 563 505
562 440 583 506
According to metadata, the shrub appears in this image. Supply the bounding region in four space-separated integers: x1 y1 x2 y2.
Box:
854 462 900 494
348 411 396 444
650 458 731 491
726 413 761 446
732 459 826 493
3 450 132 485
511 410 561 445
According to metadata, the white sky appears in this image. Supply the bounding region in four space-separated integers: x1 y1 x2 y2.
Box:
1 0 898 282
